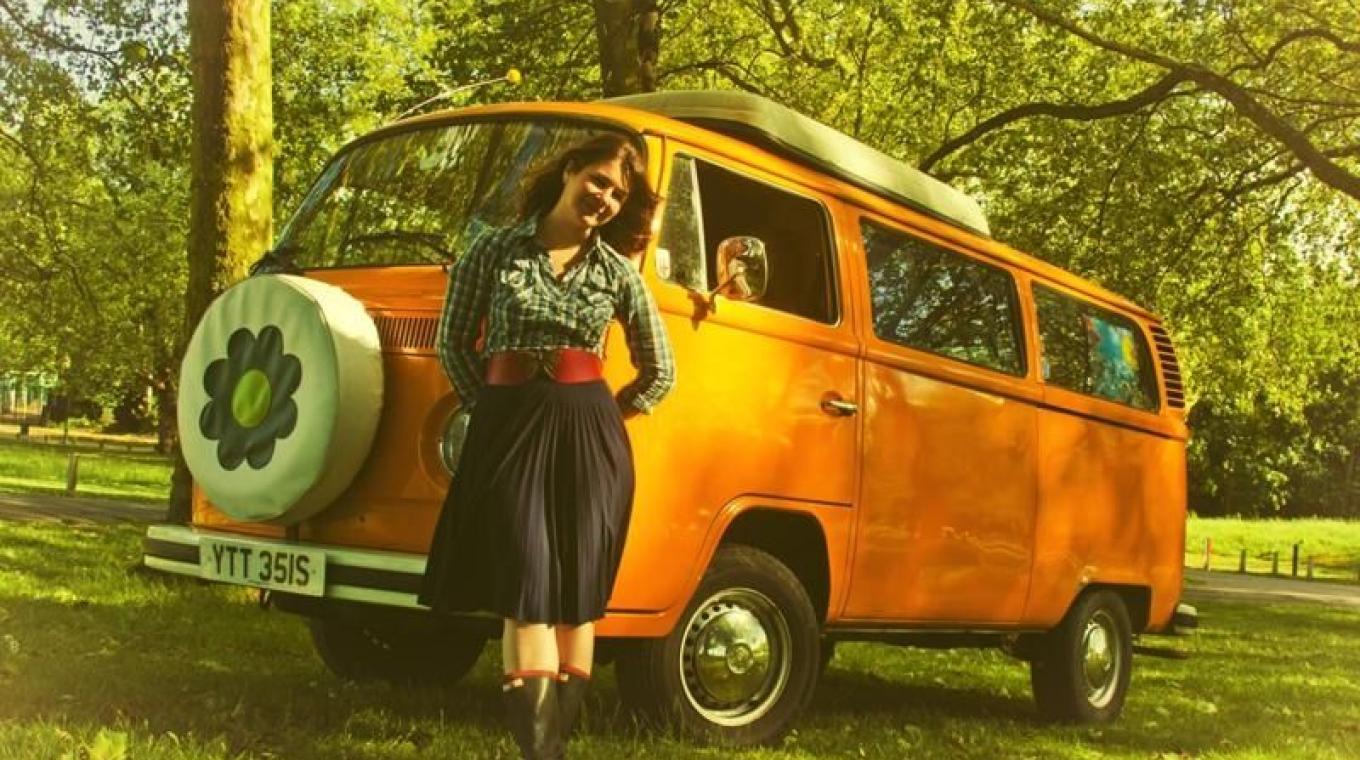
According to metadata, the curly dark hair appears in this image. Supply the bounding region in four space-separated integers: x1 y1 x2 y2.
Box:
519 132 660 256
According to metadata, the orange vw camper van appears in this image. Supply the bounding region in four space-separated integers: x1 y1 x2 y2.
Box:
143 91 1193 745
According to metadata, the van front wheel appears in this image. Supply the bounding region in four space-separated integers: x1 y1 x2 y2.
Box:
615 544 820 746
307 618 485 687
1029 590 1133 723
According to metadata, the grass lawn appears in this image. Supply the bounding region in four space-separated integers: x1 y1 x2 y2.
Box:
1187 516 1360 580
1 521 1359 758
0 439 170 503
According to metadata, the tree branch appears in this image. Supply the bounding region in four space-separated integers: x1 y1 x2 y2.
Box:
1227 144 1360 199
753 0 845 74
1228 27 1360 76
996 0 1360 204
0 0 120 61
658 57 775 97
1241 86 1360 110
0 127 40 170
919 69 1190 172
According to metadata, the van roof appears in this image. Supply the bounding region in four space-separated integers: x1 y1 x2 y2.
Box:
604 90 991 238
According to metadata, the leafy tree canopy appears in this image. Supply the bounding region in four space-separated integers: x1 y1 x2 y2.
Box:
2 0 1358 515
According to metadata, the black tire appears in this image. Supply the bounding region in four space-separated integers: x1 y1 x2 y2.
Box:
615 544 820 747
1029 590 1133 723
308 617 485 687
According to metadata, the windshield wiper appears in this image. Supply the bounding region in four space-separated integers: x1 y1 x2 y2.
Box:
336 230 451 265
248 243 304 276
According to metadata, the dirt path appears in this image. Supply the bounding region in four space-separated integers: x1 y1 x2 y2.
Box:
1183 568 1360 608
0 491 164 525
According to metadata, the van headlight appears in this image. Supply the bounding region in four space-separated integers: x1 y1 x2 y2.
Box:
438 407 473 476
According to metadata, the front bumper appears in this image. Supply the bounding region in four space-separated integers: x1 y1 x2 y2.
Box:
142 523 429 609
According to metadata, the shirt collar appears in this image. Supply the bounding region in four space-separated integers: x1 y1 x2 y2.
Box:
510 214 611 263
508 215 540 243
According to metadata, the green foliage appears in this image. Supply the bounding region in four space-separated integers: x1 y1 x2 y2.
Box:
1186 515 1360 575
0 439 171 502
2 0 1359 514
0 0 189 422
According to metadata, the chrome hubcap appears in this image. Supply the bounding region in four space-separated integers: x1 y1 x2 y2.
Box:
1081 610 1122 708
679 588 791 726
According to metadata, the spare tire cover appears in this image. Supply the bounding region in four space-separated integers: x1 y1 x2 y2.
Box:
178 274 383 524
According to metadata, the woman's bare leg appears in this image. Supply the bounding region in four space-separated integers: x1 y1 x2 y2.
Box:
503 619 559 681
554 622 594 676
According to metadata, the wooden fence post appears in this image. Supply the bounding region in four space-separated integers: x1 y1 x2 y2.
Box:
64 453 79 497
1271 551 1279 575
1306 556 1314 580
1292 543 1301 577
1203 538 1213 570
1239 549 1247 574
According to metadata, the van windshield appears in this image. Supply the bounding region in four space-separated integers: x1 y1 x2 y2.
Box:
275 120 619 269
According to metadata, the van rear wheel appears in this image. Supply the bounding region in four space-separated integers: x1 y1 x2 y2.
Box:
1029 590 1133 723
614 544 820 746
307 618 485 687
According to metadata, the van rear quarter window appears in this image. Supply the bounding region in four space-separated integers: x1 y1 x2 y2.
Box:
859 220 1024 375
1034 284 1159 411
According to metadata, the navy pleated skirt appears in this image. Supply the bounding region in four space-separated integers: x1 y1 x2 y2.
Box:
417 377 634 625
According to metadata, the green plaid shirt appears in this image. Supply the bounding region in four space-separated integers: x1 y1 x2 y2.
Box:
435 217 676 413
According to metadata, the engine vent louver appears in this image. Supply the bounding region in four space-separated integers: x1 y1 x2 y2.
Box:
1148 324 1185 410
372 314 438 354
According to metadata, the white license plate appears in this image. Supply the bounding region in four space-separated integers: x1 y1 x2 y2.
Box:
199 537 326 597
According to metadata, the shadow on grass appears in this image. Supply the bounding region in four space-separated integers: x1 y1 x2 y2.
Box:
1201 601 1360 638
0 528 115 579
1 593 505 752
813 667 1033 721
5 521 1360 759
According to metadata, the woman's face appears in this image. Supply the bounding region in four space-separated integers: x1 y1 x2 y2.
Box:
560 155 630 230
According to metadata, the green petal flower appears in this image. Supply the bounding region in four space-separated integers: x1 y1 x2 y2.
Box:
199 326 302 470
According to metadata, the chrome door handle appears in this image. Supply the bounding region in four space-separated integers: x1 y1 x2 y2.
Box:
821 398 859 417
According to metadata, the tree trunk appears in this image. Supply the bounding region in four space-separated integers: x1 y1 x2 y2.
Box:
593 0 661 97
168 0 273 524
152 361 176 455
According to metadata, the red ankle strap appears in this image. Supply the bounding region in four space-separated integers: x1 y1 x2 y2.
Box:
503 669 558 684
559 664 592 681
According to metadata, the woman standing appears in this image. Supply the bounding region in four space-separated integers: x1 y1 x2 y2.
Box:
418 132 675 759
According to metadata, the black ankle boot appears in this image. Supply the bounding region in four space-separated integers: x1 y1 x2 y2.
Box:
502 675 560 760
556 672 589 748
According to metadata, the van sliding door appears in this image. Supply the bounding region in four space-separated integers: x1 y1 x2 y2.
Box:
842 218 1040 625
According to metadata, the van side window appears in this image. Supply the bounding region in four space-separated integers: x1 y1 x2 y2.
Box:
655 155 708 292
860 220 1024 375
1034 285 1159 411
658 153 838 323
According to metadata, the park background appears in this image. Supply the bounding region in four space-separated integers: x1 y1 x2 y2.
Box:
3 2 1360 759
4 0 1360 522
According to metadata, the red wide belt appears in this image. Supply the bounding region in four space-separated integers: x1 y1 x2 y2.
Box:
485 349 604 385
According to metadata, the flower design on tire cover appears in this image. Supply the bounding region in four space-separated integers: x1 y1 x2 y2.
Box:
199 326 302 470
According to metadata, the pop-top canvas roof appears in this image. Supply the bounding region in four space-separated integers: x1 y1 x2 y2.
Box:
606 90 990 237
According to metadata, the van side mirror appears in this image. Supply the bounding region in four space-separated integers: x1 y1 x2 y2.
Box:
710 236 769 304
